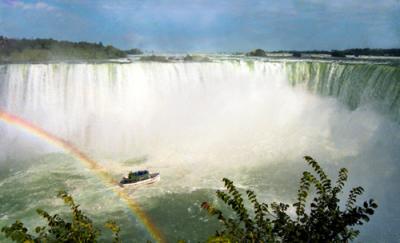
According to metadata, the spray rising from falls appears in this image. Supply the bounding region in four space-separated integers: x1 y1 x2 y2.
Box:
0 110 164 242
0 59 399 242
0 60 398 159
1 61 287 158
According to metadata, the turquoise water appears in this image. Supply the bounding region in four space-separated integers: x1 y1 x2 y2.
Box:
0 59 400 242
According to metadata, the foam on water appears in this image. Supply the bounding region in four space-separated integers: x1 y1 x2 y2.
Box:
0 60 399 241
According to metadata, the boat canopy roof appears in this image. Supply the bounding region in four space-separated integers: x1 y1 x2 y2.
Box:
130 170 149 176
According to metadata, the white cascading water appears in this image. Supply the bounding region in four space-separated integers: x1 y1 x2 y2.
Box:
2 60 398 159
285 61 400 121
0 61 293 159
0 59 399 242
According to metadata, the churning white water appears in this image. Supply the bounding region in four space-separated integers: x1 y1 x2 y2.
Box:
0 59 399 242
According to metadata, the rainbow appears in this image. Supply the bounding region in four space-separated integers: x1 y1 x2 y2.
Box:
0 110 165 242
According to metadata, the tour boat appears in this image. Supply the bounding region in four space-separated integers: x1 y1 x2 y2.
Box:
119 170 160 187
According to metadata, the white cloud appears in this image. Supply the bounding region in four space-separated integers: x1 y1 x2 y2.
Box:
10 1 57 11
302 0 400 11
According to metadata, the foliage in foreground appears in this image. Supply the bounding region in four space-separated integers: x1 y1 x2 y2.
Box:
202 156 378 242
1 191 120 243
2 156 378 243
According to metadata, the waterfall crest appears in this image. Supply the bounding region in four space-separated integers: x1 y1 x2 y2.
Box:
285 61 400 121
0 60 398 156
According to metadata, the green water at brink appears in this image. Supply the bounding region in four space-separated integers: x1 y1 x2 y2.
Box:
285 62 400 122
0 60 400 242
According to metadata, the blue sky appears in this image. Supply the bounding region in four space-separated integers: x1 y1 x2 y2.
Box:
0 0 399 52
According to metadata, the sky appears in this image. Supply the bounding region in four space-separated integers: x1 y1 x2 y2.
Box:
0 0 399 52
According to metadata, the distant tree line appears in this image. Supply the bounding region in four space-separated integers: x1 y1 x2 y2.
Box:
124 48 143 55
247 49 267 57
0 36 142 63
247 48 400 58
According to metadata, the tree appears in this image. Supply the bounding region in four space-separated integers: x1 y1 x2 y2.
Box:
125 48 143 55
292 52 302 58
331 50 346 58
247 49 267 57
0 36 127 63
2 156 379 242
1 191 121 243
202 156 377 242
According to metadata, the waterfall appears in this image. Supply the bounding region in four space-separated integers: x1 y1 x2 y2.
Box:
0 60 399 157
1 59 400 242
0 61 287 157
285 61 400 122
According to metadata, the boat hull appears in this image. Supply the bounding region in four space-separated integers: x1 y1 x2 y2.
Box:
120 173 160 187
